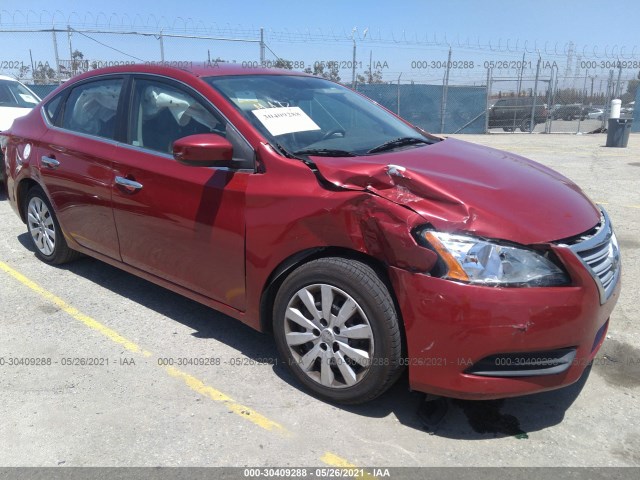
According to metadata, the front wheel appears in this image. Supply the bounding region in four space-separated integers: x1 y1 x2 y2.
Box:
273 258 403 404
24 186 80 264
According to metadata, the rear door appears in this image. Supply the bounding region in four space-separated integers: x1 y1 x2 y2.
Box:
110 75 254 310
37 76 124 260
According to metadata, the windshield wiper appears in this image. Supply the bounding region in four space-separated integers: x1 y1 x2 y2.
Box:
293 148 357 157
367 137 431 154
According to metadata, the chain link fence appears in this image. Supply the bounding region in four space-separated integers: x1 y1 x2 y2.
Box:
1 14 637 134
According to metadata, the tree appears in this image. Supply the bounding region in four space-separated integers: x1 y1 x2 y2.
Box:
70 49 89 75
622 78 639 104
303 62 341 83
32 62 57 84
273 58 294 70
357 68 384 85
16 65 30 81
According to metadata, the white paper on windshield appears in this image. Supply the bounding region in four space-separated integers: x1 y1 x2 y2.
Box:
251 107 320 136
19 93 38 104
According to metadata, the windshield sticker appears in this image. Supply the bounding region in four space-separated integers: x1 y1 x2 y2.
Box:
19 93 38 104
251 106 320 136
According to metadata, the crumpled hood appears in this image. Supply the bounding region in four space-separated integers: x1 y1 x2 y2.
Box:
311 138 600 245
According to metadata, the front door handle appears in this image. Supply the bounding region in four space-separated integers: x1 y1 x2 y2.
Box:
41 156 60 169
115 176 143 192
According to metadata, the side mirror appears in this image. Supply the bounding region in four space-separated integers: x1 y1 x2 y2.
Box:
173 133 234 167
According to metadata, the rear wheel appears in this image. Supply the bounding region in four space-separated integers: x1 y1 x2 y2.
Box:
24 186 80 264
273 257 403 404
520 117 533 132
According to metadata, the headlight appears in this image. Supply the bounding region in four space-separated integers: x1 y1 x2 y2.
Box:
419 230 569 287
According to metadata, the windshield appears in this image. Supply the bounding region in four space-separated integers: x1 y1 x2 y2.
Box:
0 80 40 108
205 74 432 157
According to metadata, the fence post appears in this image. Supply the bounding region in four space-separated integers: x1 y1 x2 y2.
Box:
159 30 165 62
397 73 402 116
440 47 452 133
484 67 492 133
529 54 541 133
545 64 555 134
615 61 622 98
576 73 588 133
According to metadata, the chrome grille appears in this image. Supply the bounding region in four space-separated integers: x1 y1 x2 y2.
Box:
561 209 621 304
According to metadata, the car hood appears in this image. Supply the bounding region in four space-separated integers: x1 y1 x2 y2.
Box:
0 107 32 132
311 138 600 245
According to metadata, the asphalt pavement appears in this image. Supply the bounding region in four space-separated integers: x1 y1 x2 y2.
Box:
0 133 638 469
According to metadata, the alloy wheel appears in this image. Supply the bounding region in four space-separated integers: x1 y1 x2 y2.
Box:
27 196 56 256
283 283 375 389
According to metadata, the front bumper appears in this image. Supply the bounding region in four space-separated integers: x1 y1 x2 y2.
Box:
389 242 621 400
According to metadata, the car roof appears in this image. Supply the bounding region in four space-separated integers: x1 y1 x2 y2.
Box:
0 75 20 82
67 63 311 82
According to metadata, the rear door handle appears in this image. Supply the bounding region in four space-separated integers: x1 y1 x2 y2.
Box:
41 156 60 169
115 176 143 192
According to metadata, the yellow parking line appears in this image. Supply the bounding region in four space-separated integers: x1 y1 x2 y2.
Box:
0 261 152 357
165 365 289 434
0 260 286 435
0 260 367 466
321 453 376 478
321 452 359 467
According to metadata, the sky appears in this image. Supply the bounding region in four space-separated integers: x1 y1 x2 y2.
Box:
1 0 639 85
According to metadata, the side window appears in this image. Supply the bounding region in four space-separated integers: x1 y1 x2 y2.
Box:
62 79 122 139
128 79 225 154
44 94 63 125
128 78 254 168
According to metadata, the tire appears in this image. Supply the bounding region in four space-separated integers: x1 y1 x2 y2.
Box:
520 117 533 132
502 127 515 132
24 185 80 264
273 257 403 404
0 152 6 192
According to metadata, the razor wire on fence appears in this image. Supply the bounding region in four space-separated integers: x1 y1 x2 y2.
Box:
0 12 637 134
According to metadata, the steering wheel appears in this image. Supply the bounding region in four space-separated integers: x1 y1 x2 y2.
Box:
321 128 346 140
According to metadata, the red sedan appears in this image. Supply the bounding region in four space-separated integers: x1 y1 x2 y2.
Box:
0 64 621 404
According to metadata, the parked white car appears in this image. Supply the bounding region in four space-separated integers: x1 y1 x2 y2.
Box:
586 108 604 120
0 75 41 131
1 75 41 187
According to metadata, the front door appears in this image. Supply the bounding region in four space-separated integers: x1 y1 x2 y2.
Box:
110 76 253 310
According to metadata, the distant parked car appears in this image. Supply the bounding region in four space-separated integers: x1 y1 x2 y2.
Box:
586 108 604 120
488 97 548 132
0 76 41 188
551 104 588 121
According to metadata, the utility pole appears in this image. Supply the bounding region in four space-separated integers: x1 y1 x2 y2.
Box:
52 28 61 83
67 25 73 60
260 28 265 64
